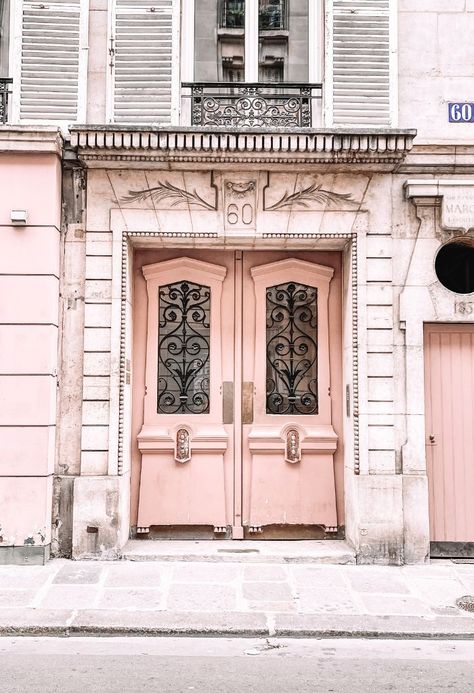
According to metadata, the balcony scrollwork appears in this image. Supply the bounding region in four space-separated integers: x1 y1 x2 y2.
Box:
182 82 322 129
0 78 12 124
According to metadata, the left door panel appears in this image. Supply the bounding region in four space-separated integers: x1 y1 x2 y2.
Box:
135 254 235 535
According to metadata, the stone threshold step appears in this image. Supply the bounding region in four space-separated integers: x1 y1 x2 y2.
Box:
121 539 356 564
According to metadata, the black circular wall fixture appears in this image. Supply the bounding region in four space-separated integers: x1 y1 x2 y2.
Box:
435 238 474 294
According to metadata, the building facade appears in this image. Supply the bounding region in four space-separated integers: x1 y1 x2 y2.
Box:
0 0 473 565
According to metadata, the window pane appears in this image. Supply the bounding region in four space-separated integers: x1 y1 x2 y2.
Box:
0 0 10 77
266 282 318 415
158 281 211 415
259 0 309 82
195 0 245 82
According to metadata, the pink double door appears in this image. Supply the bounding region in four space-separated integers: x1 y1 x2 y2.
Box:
135 250 343 539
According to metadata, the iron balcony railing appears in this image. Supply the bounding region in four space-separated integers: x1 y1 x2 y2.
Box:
182 82 322 129
0 78 12 124
218 0 287 30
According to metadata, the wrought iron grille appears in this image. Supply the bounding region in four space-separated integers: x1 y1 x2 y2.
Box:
182 82 321 128
0 78 12 124
218 0 245 28
157 281 211 415
266 282 318 415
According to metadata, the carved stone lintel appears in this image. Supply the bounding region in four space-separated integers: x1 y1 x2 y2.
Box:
175 428 191 464
285 428 301 464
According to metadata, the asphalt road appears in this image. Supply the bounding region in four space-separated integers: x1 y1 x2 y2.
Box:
1 636 474 692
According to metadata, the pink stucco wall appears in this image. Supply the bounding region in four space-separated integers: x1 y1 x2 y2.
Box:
0 146 61 551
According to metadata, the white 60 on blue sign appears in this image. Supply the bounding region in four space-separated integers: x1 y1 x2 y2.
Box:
449 103 474 123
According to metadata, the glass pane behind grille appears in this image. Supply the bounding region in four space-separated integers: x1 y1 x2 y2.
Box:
266 281 318 415
157 281 211 415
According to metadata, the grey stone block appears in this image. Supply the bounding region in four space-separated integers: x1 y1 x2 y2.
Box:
274 614 474 638
70 610 268 636
0 609 73 636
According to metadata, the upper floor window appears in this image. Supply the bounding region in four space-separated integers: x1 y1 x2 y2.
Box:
0 0 10 78
194 0 310 83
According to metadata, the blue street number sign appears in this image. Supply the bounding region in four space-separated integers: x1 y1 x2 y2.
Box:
448 103 474 123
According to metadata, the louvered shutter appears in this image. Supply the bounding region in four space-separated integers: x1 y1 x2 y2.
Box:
112 0 174 125
327 0 394 126
19 0 86 123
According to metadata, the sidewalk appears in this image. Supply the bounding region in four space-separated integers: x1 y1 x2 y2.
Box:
1 551 474 639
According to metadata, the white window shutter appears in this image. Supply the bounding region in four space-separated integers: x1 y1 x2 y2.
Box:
112 0 175 125
326 0 395 126
19 0 87 124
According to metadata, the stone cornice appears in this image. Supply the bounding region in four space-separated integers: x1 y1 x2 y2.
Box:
69 126 416 170
405 178 474 199
398 144 474 174
0 126 63 156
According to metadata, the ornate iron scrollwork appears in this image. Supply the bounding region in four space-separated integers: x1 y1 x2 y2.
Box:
186 82 319 129
199 88 308 128
266 282 318 415
158 281 210 414
285 428 301 464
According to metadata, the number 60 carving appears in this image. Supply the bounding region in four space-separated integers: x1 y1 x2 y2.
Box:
227 202 253 226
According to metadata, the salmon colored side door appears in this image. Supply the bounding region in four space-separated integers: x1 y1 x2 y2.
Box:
424 324 474 550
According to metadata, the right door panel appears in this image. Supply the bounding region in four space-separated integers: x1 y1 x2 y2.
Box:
241 252 341 537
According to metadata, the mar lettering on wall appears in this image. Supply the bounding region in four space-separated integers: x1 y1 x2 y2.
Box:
441 187 474 237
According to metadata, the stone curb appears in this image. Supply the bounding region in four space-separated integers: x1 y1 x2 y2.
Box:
0 610 474 639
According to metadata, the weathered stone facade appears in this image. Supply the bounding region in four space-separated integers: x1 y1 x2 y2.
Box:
1 1 473 564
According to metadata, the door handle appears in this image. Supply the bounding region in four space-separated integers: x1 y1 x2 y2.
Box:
223 382 234 424
242 382 254 424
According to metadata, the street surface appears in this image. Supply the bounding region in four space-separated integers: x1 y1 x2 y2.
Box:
1 636 474 692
